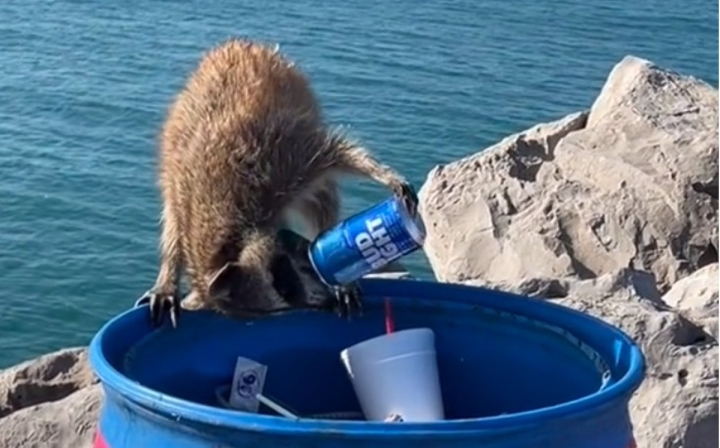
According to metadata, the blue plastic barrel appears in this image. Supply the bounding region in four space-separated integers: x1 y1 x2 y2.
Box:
88 279 645 448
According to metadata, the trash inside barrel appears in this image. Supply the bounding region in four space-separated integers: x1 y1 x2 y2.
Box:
88 279 645 448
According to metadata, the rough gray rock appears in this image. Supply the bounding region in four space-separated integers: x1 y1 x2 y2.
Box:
419 55 718 293
553 56 718 292
419 110 590 285
0 347 100 448
425 55 719 448
467 267 718 448
663 263 719 339
0 347 97 418
0 385 102 448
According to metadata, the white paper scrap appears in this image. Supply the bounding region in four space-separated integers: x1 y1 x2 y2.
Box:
228 356 268 413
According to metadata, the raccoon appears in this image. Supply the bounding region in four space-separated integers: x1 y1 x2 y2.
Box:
139 38 418 328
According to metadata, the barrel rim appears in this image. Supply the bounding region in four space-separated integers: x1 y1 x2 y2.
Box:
89 278 645 437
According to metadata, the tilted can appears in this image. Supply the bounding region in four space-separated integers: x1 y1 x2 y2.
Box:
308 195 426 286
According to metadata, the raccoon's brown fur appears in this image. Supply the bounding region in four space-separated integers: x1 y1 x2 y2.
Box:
139 38 418 328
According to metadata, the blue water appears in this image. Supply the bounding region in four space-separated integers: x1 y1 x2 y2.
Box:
0 0 717 368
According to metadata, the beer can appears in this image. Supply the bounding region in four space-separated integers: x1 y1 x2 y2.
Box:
308 195 425 286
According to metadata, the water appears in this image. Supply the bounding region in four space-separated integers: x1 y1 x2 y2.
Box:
0 0 716 368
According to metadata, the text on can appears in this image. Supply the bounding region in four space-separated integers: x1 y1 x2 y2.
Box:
354 217 399 270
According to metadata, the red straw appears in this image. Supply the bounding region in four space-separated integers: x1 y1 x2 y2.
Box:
384 297 395 334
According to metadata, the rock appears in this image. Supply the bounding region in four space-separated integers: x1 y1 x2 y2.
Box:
553 56 718 291
662 263 718 312
0 348 100 448
419 111 590 284
0 347 97 418
549 270 718 448
419 55 718 292
425 55 719 448
663 263 719 339
0 385 102 448
467 268 718 448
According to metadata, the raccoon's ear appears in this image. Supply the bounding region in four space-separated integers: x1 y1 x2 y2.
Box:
207 262 242 298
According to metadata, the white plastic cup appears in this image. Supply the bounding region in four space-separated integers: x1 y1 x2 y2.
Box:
340 328 445 422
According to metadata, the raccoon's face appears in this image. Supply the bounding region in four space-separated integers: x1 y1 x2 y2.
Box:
270 229 336 310
185 261 288 316
270 249 334 310
181 230 336 317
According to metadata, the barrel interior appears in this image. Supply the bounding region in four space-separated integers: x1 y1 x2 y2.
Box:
106 292 610 421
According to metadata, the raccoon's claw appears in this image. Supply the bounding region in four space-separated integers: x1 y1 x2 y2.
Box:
139 290 180 329
332 283 362 319
393 182 419 218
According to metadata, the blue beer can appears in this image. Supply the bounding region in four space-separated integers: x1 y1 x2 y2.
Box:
308 195 426 286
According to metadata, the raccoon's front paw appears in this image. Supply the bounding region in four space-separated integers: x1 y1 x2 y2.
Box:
138 289 180 329
331 282 363 319
393 182 419 217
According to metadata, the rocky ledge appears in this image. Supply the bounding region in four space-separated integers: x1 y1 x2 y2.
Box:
420 55 718 448
1 56 717 448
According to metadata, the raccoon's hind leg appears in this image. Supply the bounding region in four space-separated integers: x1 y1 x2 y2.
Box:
139 201 183 329
327 136 419 217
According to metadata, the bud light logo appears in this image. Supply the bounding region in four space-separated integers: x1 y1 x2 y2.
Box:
354 217 400 270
